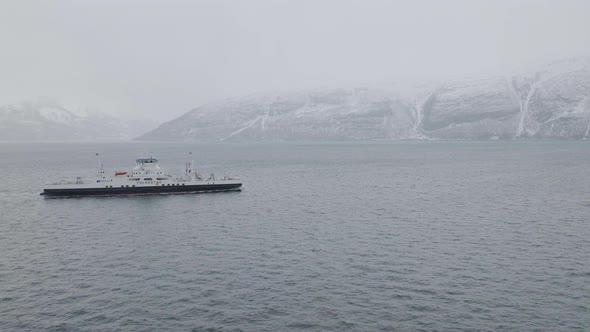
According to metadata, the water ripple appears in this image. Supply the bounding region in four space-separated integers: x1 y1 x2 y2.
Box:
0 141 589 331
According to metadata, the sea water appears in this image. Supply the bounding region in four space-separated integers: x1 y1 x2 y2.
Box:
0 141 589 331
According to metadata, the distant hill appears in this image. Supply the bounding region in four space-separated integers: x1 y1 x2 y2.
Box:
139 58 590 141
0 99 155 141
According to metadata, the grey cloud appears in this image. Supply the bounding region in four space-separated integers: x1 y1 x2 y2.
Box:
1 0 589 122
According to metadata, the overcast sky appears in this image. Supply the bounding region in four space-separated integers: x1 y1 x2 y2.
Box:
1 0 589 121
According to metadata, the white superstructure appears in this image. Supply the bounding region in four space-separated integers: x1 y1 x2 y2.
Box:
42 154 242 196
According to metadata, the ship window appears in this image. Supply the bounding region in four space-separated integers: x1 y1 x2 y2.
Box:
144 178 153 181
182 183 185 186
132 185 135 187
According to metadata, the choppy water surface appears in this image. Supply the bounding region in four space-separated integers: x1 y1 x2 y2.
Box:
0 141 589 331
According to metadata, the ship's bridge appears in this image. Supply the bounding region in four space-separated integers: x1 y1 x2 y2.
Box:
133 157 162 175
136 157 158 164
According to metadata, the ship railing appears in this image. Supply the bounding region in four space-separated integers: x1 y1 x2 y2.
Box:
45 180 84 185
46 176 88 185
171 176 191 182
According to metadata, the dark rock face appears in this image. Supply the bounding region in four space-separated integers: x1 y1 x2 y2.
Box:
421 77 521 139
139 58 590 141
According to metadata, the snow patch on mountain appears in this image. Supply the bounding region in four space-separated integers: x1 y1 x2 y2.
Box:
139 58 590 141
0 99 156 141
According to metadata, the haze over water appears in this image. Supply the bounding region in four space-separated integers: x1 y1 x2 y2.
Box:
0 141 589 331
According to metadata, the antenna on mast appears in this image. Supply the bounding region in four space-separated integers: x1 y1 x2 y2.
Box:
96 153 104 176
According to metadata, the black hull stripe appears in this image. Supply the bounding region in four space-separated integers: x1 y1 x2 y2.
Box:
41 183 242 197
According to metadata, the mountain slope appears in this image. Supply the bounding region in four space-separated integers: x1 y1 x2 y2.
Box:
139 58 590 141
0 99 153 141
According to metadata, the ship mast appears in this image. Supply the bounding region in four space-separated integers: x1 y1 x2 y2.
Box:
185 152 193 174
96 153 104 177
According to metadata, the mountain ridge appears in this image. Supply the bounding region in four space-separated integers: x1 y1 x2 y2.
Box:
0 99 156 141
139 58 590 141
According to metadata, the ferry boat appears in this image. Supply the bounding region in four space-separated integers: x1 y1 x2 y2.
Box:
41 154 242 197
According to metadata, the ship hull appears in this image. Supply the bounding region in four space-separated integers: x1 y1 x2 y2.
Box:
41 183 242 197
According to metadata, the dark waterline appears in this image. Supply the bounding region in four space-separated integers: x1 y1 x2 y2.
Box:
0 141 589 331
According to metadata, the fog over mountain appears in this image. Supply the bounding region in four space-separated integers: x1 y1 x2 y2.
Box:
0 99 156 141
139 58 590 141
1 0 590 126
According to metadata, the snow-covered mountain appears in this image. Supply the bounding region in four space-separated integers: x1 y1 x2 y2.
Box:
0 99 154 141
140 57 590 141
